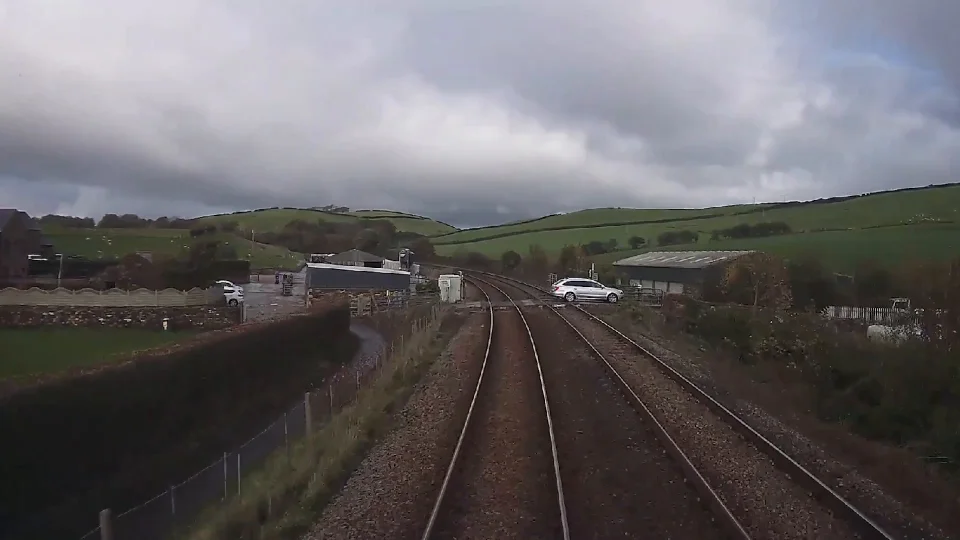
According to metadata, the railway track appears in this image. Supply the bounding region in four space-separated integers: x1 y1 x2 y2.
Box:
471 271 898 540
421 277 569 540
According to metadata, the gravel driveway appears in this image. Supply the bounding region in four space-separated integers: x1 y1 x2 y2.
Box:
243 272 307 322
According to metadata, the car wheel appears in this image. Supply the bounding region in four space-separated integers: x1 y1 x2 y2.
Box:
228 299 239 306
564 292 576 302
607 293 619 303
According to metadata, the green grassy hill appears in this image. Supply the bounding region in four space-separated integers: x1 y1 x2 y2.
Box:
433 183 960 272
195 208 457 237
40 184 960 274
590 222 960 273
430 203 768 244
46 228 303 270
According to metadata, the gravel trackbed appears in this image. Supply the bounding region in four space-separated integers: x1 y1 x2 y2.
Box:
303 313 486 540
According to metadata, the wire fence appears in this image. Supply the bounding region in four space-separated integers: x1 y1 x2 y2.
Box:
73 304 440 540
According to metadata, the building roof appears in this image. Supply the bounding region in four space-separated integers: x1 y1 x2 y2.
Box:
326 249 384 264
613 250 755 269
0 209 41 232
0 209 16 231
306 261 409 275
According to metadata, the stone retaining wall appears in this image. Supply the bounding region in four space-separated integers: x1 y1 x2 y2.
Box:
0 305 241 330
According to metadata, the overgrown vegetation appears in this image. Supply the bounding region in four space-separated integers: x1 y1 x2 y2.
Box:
650 256 960 470
1 306 356 539
180 309 452 540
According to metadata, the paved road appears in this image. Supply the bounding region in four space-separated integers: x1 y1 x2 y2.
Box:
243 271 307 322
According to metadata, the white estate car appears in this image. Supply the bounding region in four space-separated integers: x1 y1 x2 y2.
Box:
551 278 624 303
216 280 244 306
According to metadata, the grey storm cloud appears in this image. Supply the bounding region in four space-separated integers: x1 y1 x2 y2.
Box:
0 0 958 227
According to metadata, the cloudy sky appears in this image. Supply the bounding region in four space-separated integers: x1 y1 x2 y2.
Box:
1 0 958 228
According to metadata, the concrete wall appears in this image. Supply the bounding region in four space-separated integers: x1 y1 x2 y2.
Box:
0 305 241 329
0 286 222 306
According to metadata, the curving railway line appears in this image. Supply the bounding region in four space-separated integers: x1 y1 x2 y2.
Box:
468 269 899 540
420 277 569 540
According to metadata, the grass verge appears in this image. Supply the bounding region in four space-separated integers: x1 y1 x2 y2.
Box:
179 309 454 539
0 328 198 380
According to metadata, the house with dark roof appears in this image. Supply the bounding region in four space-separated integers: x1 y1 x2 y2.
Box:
0 209 37 279
325 249 386 268
612 250 755 298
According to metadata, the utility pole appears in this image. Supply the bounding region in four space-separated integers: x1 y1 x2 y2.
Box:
57 254 64 288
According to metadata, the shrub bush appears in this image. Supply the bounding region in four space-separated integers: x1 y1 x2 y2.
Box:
669 298 959 469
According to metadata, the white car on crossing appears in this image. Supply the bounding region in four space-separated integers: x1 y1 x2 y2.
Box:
216 280 244 306
551 278 623 303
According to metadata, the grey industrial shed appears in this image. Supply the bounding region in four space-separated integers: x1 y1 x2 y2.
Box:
612 250 754 296
305 262 410 291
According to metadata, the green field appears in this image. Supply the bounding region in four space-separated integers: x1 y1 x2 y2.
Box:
0 328 197 379
431 203 767 243
590 223 960 273
195 208 457 236
46 228 303 270
433 184 960 270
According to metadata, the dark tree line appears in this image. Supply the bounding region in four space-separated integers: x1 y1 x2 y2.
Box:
657 229 699 246
710 221 791 241
255 218 434 257
39 213 195 229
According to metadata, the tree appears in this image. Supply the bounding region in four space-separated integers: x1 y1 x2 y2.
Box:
410 238 436 261
903 258 960 351
353 229 381 253
463 251 492 269
722 252 792 310
524 244 549 276
218 220 239 232
657 229 699 246
582 240 609 255
628 236 646 249
853 260 894 306
39 214 96 228
557 245 580 275
787 256 837 311
501 250 522 272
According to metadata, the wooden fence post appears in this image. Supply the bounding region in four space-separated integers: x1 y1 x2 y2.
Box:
99 508 113 540
304 392 313 434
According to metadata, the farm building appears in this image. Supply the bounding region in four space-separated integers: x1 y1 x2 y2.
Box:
324 249 385 268
612 250 755 297
0 209 44 280
305 262 410 291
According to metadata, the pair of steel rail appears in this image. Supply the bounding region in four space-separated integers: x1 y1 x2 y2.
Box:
420 268 895 540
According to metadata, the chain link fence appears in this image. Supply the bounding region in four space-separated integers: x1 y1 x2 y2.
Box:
73 304 440 540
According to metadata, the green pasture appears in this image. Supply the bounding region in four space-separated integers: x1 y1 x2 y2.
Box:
196 208 457 236
0 328 197 379
430 204 765 243
45 228 302 270
589 223 960 273
434 185 960 258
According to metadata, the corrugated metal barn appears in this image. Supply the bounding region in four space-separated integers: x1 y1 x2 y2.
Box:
612 250 754 296
305 262 410 291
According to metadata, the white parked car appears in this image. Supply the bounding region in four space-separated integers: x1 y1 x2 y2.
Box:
551 278 623 303
216 280 244 306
